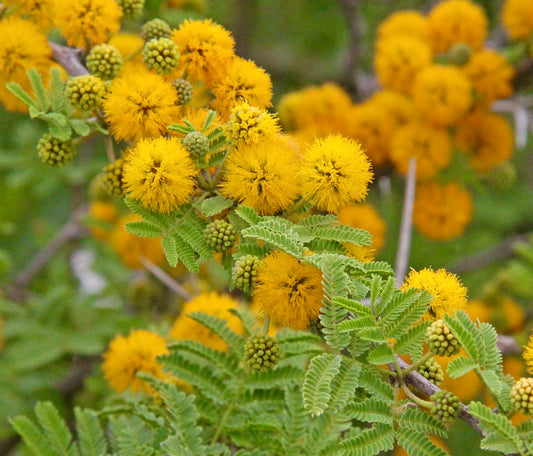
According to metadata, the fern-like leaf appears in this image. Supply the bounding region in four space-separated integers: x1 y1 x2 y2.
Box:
311 225 371 246
187 311 245 352
27 69 49 111
241 225 306 258
234 205 263 226
344 398 393 424
307 238 345 254
124 197 168 227
6 81 38 109
329 358 361 413
161 235 179 267
198 195 234 217
337 424 395 456
49 67 67 114
34 401 76 456
173 234 199 272
357 366 394 402
447 356 479 378
74 408 107 456
299 214 338 227
359 261 394 276
302 353 342 416
331 296 371 316
394 321 431 356
478 322 503 374
367 344 395 365
125 220 161 238
396 428 449 456
443 311 480 361
467 401 525 454
399 407 448 438
244 366 303 391
174 223 212 259
9 415 56 456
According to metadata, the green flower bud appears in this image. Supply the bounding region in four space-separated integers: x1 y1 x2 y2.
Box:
430 390 460 423
116 0 144 18
204 219 236 253
172 78 194 105
183 131 209 159
143 37 180 74
86 44 123 80
232 255 260 293
141 18 172 42
426 320 460 357
244 334 282 372
65 75 105 112
101 158 125 198
511 377 533 415
417 357 444 387
37 133 74 167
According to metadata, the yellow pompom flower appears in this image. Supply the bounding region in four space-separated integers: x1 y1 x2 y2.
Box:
502 0 533 41
377 10 430 43
277 82 353 136
428 0 488 54
102 69 181 141
225 101 280 144
368 90 415 128
3 0 56 29
253 250 324 330
170 292 244 351
455 111 514 172
463 50 515 106
123 137 196 215
299 135 373 213
374 36 432 94
413 181 473 240
53 0 122 50
102 329 169 394
109 214 165 269
401 268 468 319
524 333 533 375
170 19 235 86
337 202 386 253
211 57 273 120
0 17 54 112
413 65 472 127
220 136 300 215
389 122 452 180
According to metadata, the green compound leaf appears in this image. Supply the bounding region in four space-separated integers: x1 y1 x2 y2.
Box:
187 311 245 352
444 311 480 361
69 119 91 136
396 428 449 456
308 225 372 246
329 358 361 413
161 235 179 267
367 343 395 365
394 320 431 356
125 220 162 238
302 353 342 417
357 366 394 402
241 225 306 258
337 424 394 456
198 195 234 217
174 223 212 259
344 398 393 424
467 401 526 455
6 81 38 109
10 415 56 456
331 296 371 316
234 205 263 227
244 366 304 391
298 213 338 227
447 356 479 378
399 407 448 438
173 234 200 273
33 402 76 456
74 408 108 456
27 69 49 111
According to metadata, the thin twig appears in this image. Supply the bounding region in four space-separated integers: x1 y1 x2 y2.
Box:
49 41 88 77
395 356 484 435
497 335 523 356
395 157 416 287
449 233 530 274
12 206 88 291
104 135 116 163
139 257 193 301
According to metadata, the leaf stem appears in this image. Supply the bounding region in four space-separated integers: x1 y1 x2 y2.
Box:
401 351 434 376
401 383 433 409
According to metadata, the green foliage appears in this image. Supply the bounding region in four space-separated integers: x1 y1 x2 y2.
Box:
302 353 343 416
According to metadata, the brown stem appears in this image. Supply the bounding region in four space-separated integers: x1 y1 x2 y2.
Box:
10 206 87 297
49 42 89 77
139 257 193 301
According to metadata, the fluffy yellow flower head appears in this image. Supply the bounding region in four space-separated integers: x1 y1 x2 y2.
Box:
170 19 235 86
413 65 472 127
389 122 452 180
428 0 488 53
103 69 181 141
109 214 165 269
413 181 473 240
170 292 243 351
225 101 280 144
123 137 196 215
102 329 169 394
524 333 533 375
463 50 515 106
455 111 514 172
299 135 373 213
368 90 415 128
254 250 324 330
502 0 533 41
53 0 122 50
377 10 430 43
337 202 386 253
211 57 273 120
277 82 353 136
401 268 468 319
0 17 54 112
3 0 56 29
220 136 300 215
374 36 432 94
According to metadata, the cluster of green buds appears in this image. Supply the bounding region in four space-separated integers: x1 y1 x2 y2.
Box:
101 158 125 197
417 357 444 387
244 334 281 372
86 44 123 80
430 390 461 423
511 377 533 415
172 79 194 106
183 131 209 159
143 38 180 74
37 133 74 167
65 75 105 112
116 0 144 18
426 320 460 356
232 255 260 293
141 18 172 42
204 219 236 253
